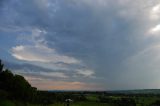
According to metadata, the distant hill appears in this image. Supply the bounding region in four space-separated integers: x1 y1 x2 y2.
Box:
108 89 160 94
48 89 160 95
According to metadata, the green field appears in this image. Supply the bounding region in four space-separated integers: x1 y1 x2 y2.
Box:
49 102 110 106
1 95 160 106
0 101 110 106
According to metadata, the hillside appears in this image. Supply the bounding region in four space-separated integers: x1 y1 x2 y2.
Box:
108 89 160 94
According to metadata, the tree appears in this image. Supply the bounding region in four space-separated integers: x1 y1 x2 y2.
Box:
0 59 56 105
0 60 4 72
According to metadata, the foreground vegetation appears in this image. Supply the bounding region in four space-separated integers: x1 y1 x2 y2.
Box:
1 60 160 106
2 95 160 106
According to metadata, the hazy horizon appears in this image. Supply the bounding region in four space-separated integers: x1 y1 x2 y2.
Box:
1 0 160 90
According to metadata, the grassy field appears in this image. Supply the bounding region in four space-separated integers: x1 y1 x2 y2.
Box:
0 101 158 106
0 101 111 106
1 94 160 106
48 102 110 106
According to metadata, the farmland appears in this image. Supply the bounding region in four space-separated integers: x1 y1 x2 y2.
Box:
1 91 160 106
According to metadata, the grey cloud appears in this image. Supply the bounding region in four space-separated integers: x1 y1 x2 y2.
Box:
1 0 160 90
3 60 95 83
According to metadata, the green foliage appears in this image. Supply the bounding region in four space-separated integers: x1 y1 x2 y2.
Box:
0 89 9 100
0 100 15 106
0 59 4 72
0 60 38 103
0 60 58 105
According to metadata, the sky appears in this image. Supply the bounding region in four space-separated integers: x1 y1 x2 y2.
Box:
1 0 160 90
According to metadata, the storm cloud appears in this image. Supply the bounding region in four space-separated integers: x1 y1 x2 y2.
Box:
0 0 160 90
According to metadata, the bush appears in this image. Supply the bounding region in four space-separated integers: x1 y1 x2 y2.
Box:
0 89 9 100
0 100 15 106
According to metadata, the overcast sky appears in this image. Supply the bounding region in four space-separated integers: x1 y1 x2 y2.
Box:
1 0 160 90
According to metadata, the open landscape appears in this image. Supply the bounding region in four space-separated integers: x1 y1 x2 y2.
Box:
1 0 160 106
1 60 160 106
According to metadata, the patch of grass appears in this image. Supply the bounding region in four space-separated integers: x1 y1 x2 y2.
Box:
86 94 98 101
0 100 15 106
48 102 111 106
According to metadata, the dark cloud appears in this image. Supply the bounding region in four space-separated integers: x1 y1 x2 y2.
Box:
3 60 95 83
1 0 160 90
42 1 145 80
